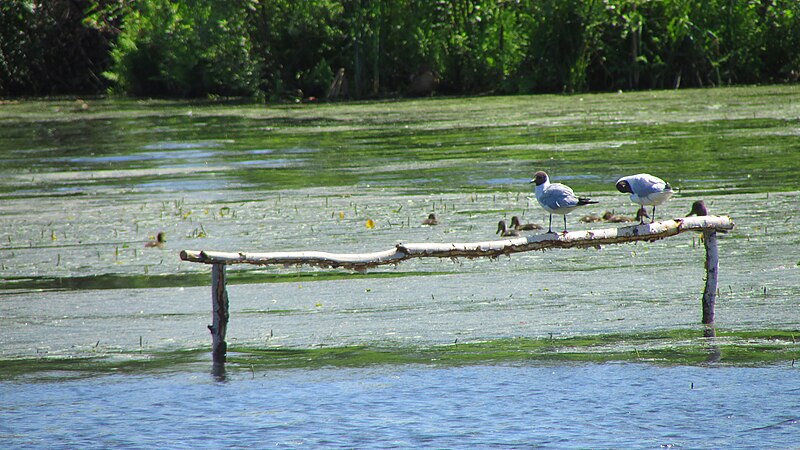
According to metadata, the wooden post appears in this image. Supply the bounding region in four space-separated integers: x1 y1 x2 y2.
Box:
702 230 718 325
209 263 229 366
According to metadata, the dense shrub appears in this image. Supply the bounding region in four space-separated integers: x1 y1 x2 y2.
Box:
0 0 116 96
2 0 798 98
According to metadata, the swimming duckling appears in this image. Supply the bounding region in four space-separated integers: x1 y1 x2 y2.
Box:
496 220 520 237
687 200 709 217
145 231 166 249
579 212 603 223
510 216 542 230
605 207 650 223
422 213 439 225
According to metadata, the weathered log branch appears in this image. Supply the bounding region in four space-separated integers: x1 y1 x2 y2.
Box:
183 214 733 367
180 215 734 271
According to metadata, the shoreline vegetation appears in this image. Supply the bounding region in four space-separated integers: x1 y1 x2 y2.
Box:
1 0 799 100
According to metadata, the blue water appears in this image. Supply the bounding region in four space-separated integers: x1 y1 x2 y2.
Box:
2 362 798 449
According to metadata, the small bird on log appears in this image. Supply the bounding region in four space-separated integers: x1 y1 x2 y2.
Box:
615 173 674 223
687 200 709 216
496 220 520 237
510 216 542 230
422 213 439 225
145 231 166 248
531 171 598 233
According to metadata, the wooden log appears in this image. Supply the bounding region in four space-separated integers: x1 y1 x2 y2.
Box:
702 230 719 325
180 215 734 271
183 215 732 364
209 263 229 366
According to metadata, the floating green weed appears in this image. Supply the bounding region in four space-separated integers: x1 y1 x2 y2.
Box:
0 270 452 292
228 329 799 370
3 329 796 381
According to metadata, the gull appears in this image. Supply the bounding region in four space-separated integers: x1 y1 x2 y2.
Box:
496 220 520 237
510 216 542 231
687 200 709 216
531 171 598 233
615 173 674 223
422 213 439 225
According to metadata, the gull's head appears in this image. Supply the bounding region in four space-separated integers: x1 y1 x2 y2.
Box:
496 220 507 234
615 179 633 194
510 216 521 227
531 171 548 186
687 200 708 216
636 206 650 221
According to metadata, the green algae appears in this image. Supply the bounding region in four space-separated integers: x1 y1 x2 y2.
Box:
6 329 795 382
0 270 450 293
227 329 800 370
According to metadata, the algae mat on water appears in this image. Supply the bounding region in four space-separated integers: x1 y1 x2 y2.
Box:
1 86 798 372
1 329 798 381
1 85 799 195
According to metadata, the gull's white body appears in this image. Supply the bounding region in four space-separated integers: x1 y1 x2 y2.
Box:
531 171 597 233
535 179 581 215
617 173 673 206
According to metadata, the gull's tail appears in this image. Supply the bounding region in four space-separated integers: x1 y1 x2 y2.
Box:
577 197 599 206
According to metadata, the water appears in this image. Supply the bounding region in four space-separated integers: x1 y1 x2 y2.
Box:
1 87 799 447
2 363 798 448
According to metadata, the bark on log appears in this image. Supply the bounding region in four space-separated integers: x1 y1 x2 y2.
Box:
180 215 733 271
702 230 719 325
210 263 229 366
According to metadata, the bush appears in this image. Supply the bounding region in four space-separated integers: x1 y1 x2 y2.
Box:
105 0 259 98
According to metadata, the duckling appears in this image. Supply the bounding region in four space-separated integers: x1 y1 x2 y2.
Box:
579 212 603 223
510 216 542 230
145 231 166 248
687 200 709 216
422 213 439 225
496 220 520 237
605 207 650 223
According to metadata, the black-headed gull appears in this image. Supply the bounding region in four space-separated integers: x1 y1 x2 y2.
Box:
496 220 520 237
510 216 542 231
615 173 673 223
531 171 598 233
687 200 708 216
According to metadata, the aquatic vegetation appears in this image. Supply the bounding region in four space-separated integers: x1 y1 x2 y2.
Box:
0 86 798 376
2 329 796 381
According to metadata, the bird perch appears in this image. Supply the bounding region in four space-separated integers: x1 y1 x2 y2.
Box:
180 215 732 270
180 214 734 366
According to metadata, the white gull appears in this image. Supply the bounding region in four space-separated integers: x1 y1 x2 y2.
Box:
615 173 673 223
531 171 598 233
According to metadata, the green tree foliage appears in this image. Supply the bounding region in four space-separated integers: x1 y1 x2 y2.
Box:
104 0 259 97
1 0 798 99
0 0 116 96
